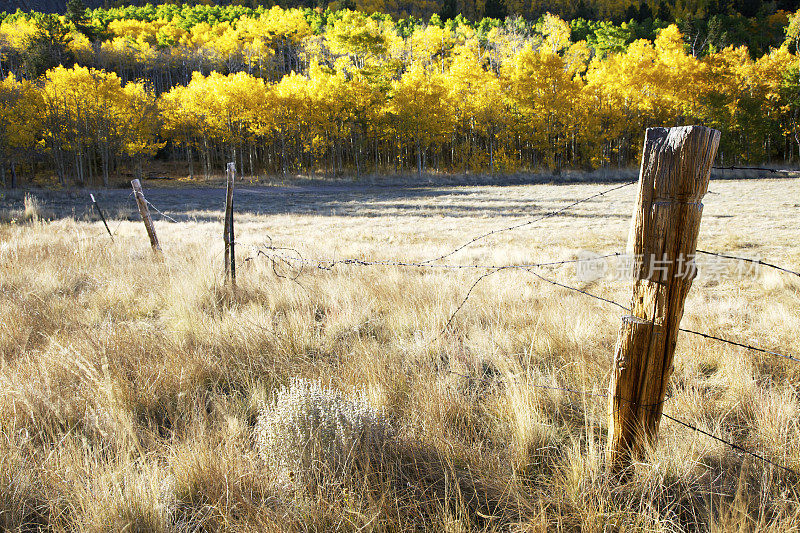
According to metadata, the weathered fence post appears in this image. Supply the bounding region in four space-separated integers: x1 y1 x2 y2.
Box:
607 126 720 472
224 162 236 285
131 179 161 252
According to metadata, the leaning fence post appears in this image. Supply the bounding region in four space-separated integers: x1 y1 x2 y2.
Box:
131 179 161 253
224 162 236 285
90 194 113 241
606 126 720 473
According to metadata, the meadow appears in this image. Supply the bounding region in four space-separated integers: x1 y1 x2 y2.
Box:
1 177 799 531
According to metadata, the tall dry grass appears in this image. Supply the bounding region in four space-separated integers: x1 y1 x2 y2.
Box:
0 179 798 531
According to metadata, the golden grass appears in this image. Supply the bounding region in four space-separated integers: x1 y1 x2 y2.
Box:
0 179 799 531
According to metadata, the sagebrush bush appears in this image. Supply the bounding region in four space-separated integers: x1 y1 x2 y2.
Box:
255 377 393 488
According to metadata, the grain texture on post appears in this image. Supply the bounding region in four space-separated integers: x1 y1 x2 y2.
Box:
607 126 720 472
131 179 161 252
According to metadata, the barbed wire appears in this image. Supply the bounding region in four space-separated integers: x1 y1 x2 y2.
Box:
659 413 797 475
244 238 306 282
241 234 800 366
695 249 800 279
441 268 507 333
712 166 796 174
677 328 800 364
520 270 800 364
417 180 637 265
446 369 796 475
524 269 630 311
241 238 800 369
143 198 180 223
241 243 621 273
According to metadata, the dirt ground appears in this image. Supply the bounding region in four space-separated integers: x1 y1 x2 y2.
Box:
3 171 797 223
1 180 633 222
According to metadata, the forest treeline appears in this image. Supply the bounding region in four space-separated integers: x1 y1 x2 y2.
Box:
1 4 800 186
10 0 800 35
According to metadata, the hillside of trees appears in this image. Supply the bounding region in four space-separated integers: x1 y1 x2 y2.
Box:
10 0 800 27
1 3 799 187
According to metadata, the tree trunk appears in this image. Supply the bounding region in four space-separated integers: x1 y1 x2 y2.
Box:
416 140 422 176
188 144 194 180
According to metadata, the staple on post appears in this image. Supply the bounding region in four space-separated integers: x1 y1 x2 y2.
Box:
131 179 161 252
606 125 720 473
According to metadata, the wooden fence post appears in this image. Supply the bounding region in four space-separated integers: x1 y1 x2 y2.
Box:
131 179 161 252
607 126 720 472
224 162 236 285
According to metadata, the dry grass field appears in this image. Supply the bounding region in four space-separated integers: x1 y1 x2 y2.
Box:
1 178 799 531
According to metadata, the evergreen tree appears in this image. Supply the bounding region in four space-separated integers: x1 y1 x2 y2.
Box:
65 0 89 27
637 2 653 22
439 0 458 22
21 15 74 79
484 0 507 20
656 0 672 22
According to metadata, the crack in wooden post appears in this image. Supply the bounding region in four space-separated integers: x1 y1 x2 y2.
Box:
607 126 720 473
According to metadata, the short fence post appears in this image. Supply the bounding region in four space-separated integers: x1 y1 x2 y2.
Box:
90 193 113 241
606 126 720 473
131 179 161 253
224 162 236 285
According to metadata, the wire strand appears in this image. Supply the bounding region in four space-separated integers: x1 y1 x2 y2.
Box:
243 245 621 273
696 249 800 279
712 166 794 173
144 198 180 223
519 271 800 364
660 413 797 475
446 370 796 475
418 180 637 265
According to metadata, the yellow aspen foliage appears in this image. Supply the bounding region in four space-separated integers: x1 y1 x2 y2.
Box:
0 73 42 155
447 50 505 171
583 24 704 165
119 81 163 159
3 6 800 181
0 18 40 54
326 11 402 69
653 25 703 117
159 84 198 149
390 64 454 173
411 24 456 70
786 10 800 49
754 46 795 108
256 6 313 45
754 46 800 147
67 31 94 64
155 23 188 47
502 41 585 168
698 46 755 135
107 19 170 45
539 13 571 54
41 65 158 185
162 71 266 150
